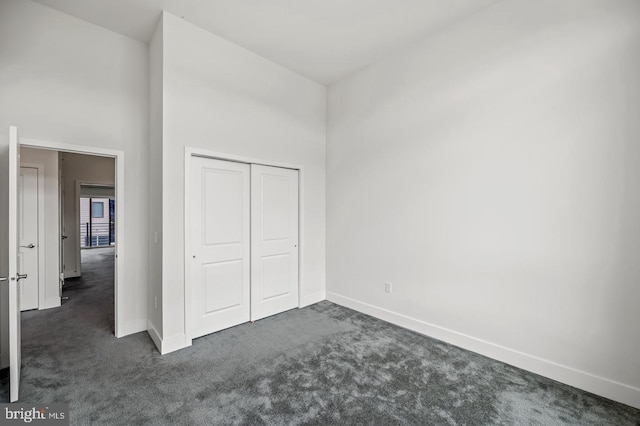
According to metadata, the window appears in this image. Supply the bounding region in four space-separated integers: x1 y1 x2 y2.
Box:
91 201 104 218
81 197 114 248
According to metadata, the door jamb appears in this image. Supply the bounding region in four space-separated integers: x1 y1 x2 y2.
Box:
20 137 125 337
183 146 305 348
19 163 45 311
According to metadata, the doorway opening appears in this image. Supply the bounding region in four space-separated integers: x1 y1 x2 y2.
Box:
18 138 125 338
5 128 126 402
58 154 116 337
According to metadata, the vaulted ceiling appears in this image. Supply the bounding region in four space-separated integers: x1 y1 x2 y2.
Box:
32 0 500 84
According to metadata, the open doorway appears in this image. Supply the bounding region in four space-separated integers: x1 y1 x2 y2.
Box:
59 153 116 333
60 153 115 281
17 138 125 338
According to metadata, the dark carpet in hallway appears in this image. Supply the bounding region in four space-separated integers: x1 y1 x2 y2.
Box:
1 247 639 425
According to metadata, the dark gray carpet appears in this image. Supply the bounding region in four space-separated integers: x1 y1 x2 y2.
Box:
1 247 639 425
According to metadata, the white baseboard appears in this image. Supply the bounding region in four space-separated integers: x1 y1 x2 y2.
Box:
116 319 147 338
300 291 325 308
146 320 162 353
40 298 61 310
160 333 187 355
146 321 187 355
327 292 640 410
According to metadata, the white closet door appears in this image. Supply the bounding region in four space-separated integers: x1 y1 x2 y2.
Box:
191 157 250 338
251 164 299 321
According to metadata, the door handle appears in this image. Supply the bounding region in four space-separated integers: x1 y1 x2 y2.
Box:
20 243 35 249
0 277 7 283
17 274 27 281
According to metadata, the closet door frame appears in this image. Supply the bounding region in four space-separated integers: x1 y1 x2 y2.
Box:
184 147 304 347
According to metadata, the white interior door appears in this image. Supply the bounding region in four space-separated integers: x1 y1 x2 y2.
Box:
190 157 250 338
59 158 65 297
250 164 299 321
19 167 39 311
8 126 23 402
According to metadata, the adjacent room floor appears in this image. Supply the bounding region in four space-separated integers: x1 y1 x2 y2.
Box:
1 247 638 425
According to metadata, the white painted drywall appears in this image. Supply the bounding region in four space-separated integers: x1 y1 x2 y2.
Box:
160 13 326 347
60 152 115 278
0 0 150 352
147 16 163 338
20 148 60 310
327 0 640 408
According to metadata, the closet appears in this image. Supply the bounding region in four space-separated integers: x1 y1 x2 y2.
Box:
190 156 299 338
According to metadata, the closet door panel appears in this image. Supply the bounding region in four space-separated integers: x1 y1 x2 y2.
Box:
191 157 250 338
251 165 299 321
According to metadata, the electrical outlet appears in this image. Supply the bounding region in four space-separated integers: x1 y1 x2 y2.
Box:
385 282 393 293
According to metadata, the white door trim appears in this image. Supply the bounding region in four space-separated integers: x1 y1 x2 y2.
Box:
20 137 126 338
184 146 305 348
20 163 45 310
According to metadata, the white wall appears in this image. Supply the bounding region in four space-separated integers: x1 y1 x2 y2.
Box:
60 152 115 278
327 0 640 409
147 16 164 338
20 148 60 310
158 13 326 350
0 0 150 345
